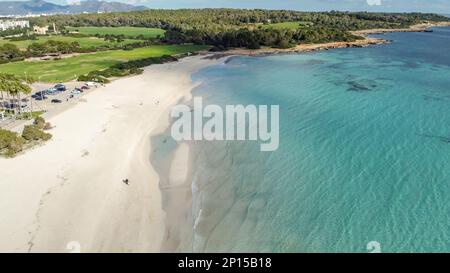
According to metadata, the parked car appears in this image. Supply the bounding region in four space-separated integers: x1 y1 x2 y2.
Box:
46 88 59 95
32 91 45 98
54 84 66 92
85 82 97 88
80 85 89 90
2 102 27 109
33 88 55 98
35 95 48 101
1 102 15 109
51 99 62 104
70 89 81 95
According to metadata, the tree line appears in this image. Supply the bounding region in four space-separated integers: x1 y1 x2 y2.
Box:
165 26 358 49
0 37 155 64
0 26 30 38
31 9 449 31
29 9 450 49
0 40 83 64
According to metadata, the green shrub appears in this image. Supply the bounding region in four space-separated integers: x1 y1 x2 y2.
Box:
0 129 25 157
43 122 52 130
112 55 178 71
22 125 52 142
275 39 294 49
33 116 46 129
63 33 90 38
0 117 52 157
7 35 37 41
77 55 175 82
91 68 129 78
34 116 52 130
210 45 227 52
130 67 144 75
77 74 110 84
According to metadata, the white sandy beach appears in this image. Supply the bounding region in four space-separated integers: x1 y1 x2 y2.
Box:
0 55 219 253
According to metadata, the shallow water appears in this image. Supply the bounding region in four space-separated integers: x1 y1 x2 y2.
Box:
188 27 450 253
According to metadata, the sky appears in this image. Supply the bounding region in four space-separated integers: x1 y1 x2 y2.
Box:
4 0 450 13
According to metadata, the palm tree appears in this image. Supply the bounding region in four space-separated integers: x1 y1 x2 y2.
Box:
22 72 35 119
0 73 34 119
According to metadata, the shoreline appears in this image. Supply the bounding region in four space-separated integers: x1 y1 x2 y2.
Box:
213 37 388 58
351 21 450 36
0 54 221 252
152 140 195 252
209 22 450 58
154 22 450 252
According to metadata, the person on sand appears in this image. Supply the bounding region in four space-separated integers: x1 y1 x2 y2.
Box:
122 179 129 185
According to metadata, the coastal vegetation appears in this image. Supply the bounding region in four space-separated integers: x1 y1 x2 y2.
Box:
22 119 52 141
0 129 24 157
78 54 179 83
0 116 52 157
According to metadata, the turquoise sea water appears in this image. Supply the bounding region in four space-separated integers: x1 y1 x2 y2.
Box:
189 27 450 253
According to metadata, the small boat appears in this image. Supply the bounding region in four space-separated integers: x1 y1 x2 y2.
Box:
424 29 434 33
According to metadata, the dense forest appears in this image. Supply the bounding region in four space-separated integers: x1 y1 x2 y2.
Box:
31 9 449 30
30 9 450 48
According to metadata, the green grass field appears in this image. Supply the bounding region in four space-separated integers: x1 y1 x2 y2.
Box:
0 35 142 50
0 44 209 82
66 27 166 38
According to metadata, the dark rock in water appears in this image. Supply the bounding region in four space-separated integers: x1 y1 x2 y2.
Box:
416 133 450 143
423 95 443 101
347 81 374 92
224 57 234 64
403 61 420 69
304 59 325 66
327 63 342 70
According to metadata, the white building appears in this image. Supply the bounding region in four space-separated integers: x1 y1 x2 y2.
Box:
0 20 30 31
33 25 49 35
